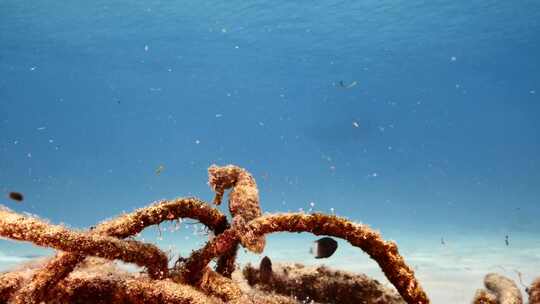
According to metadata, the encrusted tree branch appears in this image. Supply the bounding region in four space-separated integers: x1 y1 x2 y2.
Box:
0 207 168 279
178 212 429 304
12 198 228 304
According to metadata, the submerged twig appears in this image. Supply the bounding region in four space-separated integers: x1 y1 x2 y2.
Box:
9 198 228 304
0 207 168 279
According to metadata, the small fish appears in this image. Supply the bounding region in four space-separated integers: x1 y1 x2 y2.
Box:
155 165 165 175
505 235 509 246
310 237 338 259
441 237 445 245
259 256 272 283
8 192 24 202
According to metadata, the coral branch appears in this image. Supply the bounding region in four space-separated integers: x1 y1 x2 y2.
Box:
0 207 168 279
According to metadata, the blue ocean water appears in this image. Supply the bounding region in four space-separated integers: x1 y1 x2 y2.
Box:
1 1 539 302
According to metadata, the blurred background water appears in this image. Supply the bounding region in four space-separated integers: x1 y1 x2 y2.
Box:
1 1 539 302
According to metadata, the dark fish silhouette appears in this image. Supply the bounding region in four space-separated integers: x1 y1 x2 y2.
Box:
8 192 24 202
259 256 272 283
310 237 338 259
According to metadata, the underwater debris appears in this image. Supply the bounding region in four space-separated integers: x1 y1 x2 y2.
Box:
472 273 523 304
8 192 23 202
310 237 338 259
0 165 435 304
10 198 229 304
0 207 169 279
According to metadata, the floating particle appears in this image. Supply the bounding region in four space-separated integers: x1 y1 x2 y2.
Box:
8 192 24 202
30 66 37 71
531 90 536 94
450 56 457 61
195 139 200 145
155 165 165 175
352 121 360 128
234 45 239 49
144 45 149 52
221 28 227 33
27 153 32 158
330 207 335 213
215 114 222 118
309 201 315 208
310 237 338 259
37 126 46 131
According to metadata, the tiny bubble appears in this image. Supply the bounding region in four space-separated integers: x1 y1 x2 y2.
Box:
450 56 457 62
195 139 200 144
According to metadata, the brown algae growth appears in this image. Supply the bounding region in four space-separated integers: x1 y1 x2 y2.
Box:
0 164 536 303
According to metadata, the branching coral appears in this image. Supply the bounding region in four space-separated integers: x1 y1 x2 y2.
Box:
0 164 434 304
